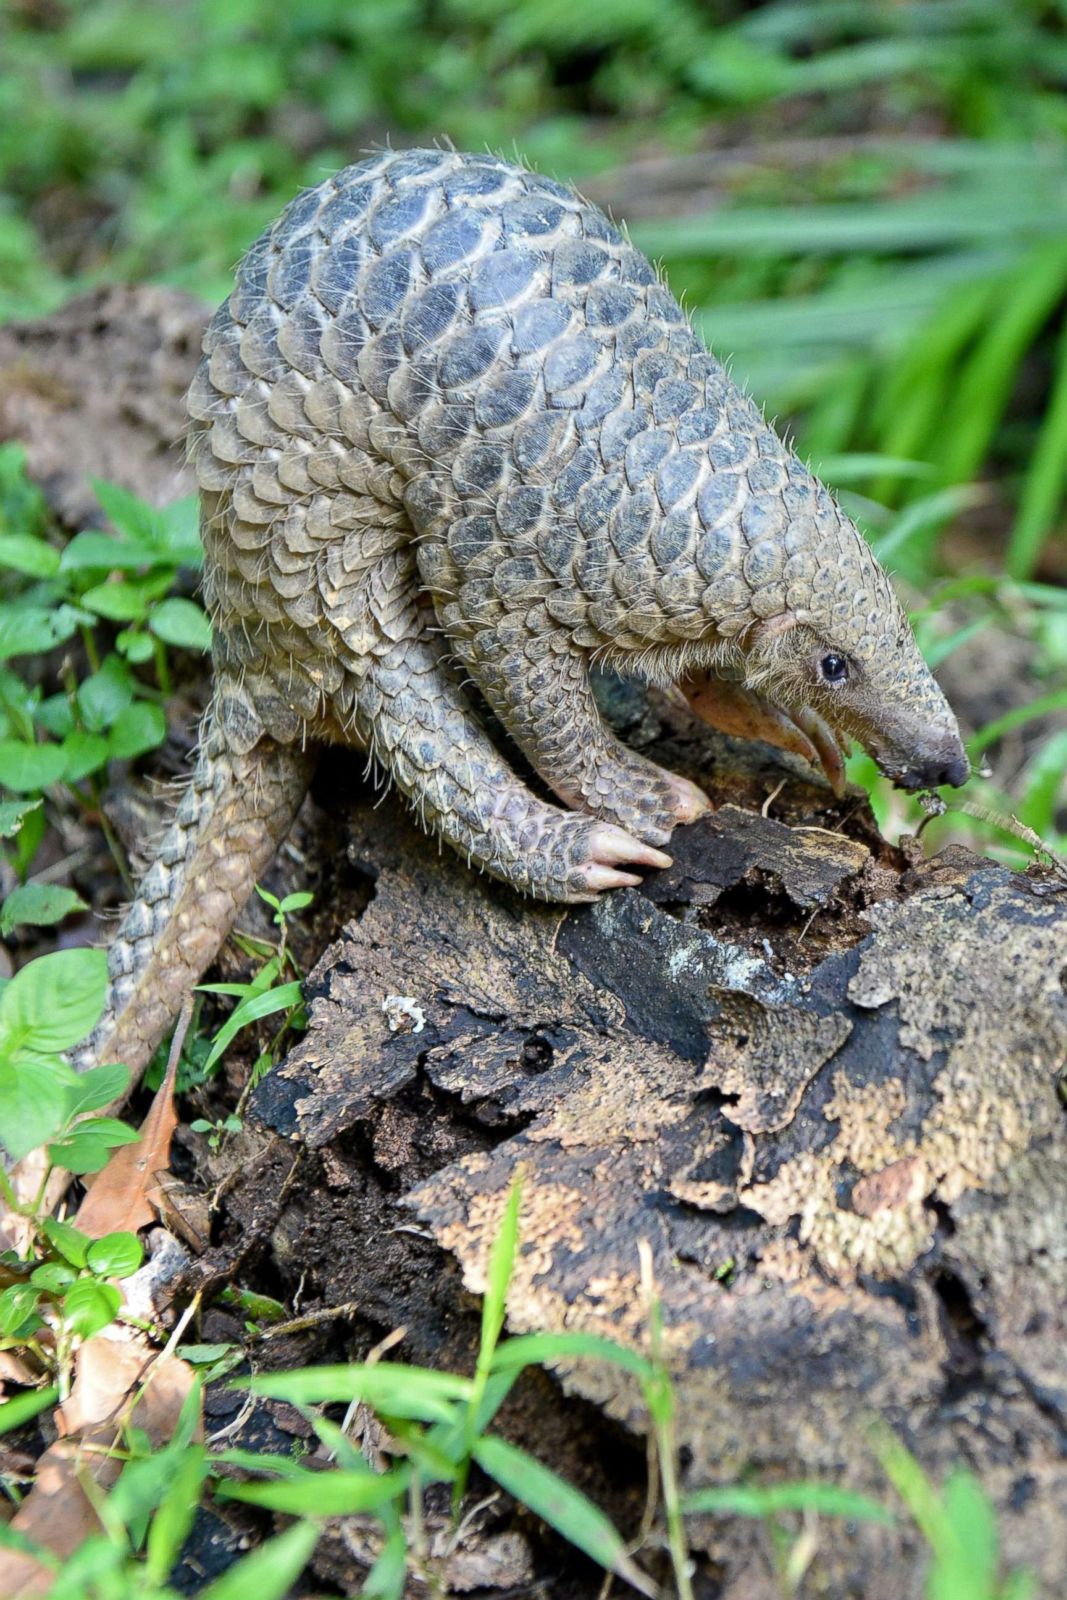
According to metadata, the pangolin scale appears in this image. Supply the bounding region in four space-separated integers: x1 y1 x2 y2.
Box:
82 147 967 1077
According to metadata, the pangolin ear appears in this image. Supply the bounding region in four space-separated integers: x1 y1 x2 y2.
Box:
746 612 801 650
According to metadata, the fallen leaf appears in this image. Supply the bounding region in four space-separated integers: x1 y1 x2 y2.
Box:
75 1046 179 1239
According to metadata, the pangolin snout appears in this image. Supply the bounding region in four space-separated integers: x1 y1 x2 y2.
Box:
897 747 970 791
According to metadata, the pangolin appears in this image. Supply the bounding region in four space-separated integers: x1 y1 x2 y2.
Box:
84 147 968 1078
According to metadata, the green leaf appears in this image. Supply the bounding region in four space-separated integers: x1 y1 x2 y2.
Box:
491 1331 655 1383
116 629 155 663
361 1524 407 1600
246 1362 472 1423
0 1283 42 1339
150 597 212 651
213 1447 319 1481
145 1445 210 1584
60 530 161 573
62 1277 121 1339
0 738 67 791
0 605 80 660
42 1217 91 1267
30 1261 77 1292
153 496 203 567
0 883 87 936
108 700 167 760
201 979 304 1074
0 946 107 1057
66 1061 130 1117
199 1521 319 1600
681 1482 893 1524
86 1232 144 1279
60 729 111 783
0 534 60 578
91 479 163 546
473 1434 656 1597
0 1384 57 1435
49 1116 141 1174
80 579 154 623
0 1053 80 1161
220 1465 407 1515
0 798 41 838
77 655 134 732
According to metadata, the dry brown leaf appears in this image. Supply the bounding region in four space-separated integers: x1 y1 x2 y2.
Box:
75 1047 179 1239
0 1331 200 1598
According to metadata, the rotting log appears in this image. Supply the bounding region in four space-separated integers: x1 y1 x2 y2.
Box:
6 289 1067 1598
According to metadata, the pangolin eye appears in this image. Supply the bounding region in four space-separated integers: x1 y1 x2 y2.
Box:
820 653 849 685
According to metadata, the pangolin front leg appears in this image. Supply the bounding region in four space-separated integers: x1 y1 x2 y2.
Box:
446 621 708 846
342 561 671 900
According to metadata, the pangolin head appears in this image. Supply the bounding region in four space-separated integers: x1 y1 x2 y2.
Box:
738 505 969 794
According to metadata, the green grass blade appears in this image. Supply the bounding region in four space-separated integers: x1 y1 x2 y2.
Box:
244 1363 472 1422
199 1521 320 1600
491 1331 655 1382
681 1481 893 1524
219 1466 407 1515
473 1434 657 1597
0 1384 58 1434
968 690 1067 756
1007 308 1067 577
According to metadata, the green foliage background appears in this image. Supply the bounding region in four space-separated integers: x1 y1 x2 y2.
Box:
2 0 1067 847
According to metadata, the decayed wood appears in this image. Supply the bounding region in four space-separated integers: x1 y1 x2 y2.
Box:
8 287 1066 1598
244 684 1067 1598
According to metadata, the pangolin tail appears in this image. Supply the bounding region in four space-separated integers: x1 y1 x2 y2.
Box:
79 710 314 1082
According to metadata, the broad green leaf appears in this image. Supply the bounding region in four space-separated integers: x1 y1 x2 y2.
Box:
0 534 60 578
473 1435 656 1597
42 1217 90 1268
0 1384 57 1434
59 729 110 783
86 1231 144 1279
0 738 67 791
48 1117 141 1174
199 1521 320 1600
681 1482 893 1524
91 478 163 546
220 1465 407 1515
246 1362 472 1423
0 1283 42 1339
116 628 155 663
0 798 41 838
80 579 154 622
77 655 134 732
62 1277 121 1339
30 1261 76 1292
108 700 167 759
60 531 160 573
66 1061 130 1117
0 883 87 937
153 496 203 566
0 1052 79 1160
0 946 107 1057
0 605 80 660
150 597 212 651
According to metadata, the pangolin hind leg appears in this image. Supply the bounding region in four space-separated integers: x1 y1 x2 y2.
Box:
441 622 709 847
78 711 314 1079
341 571 671 900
